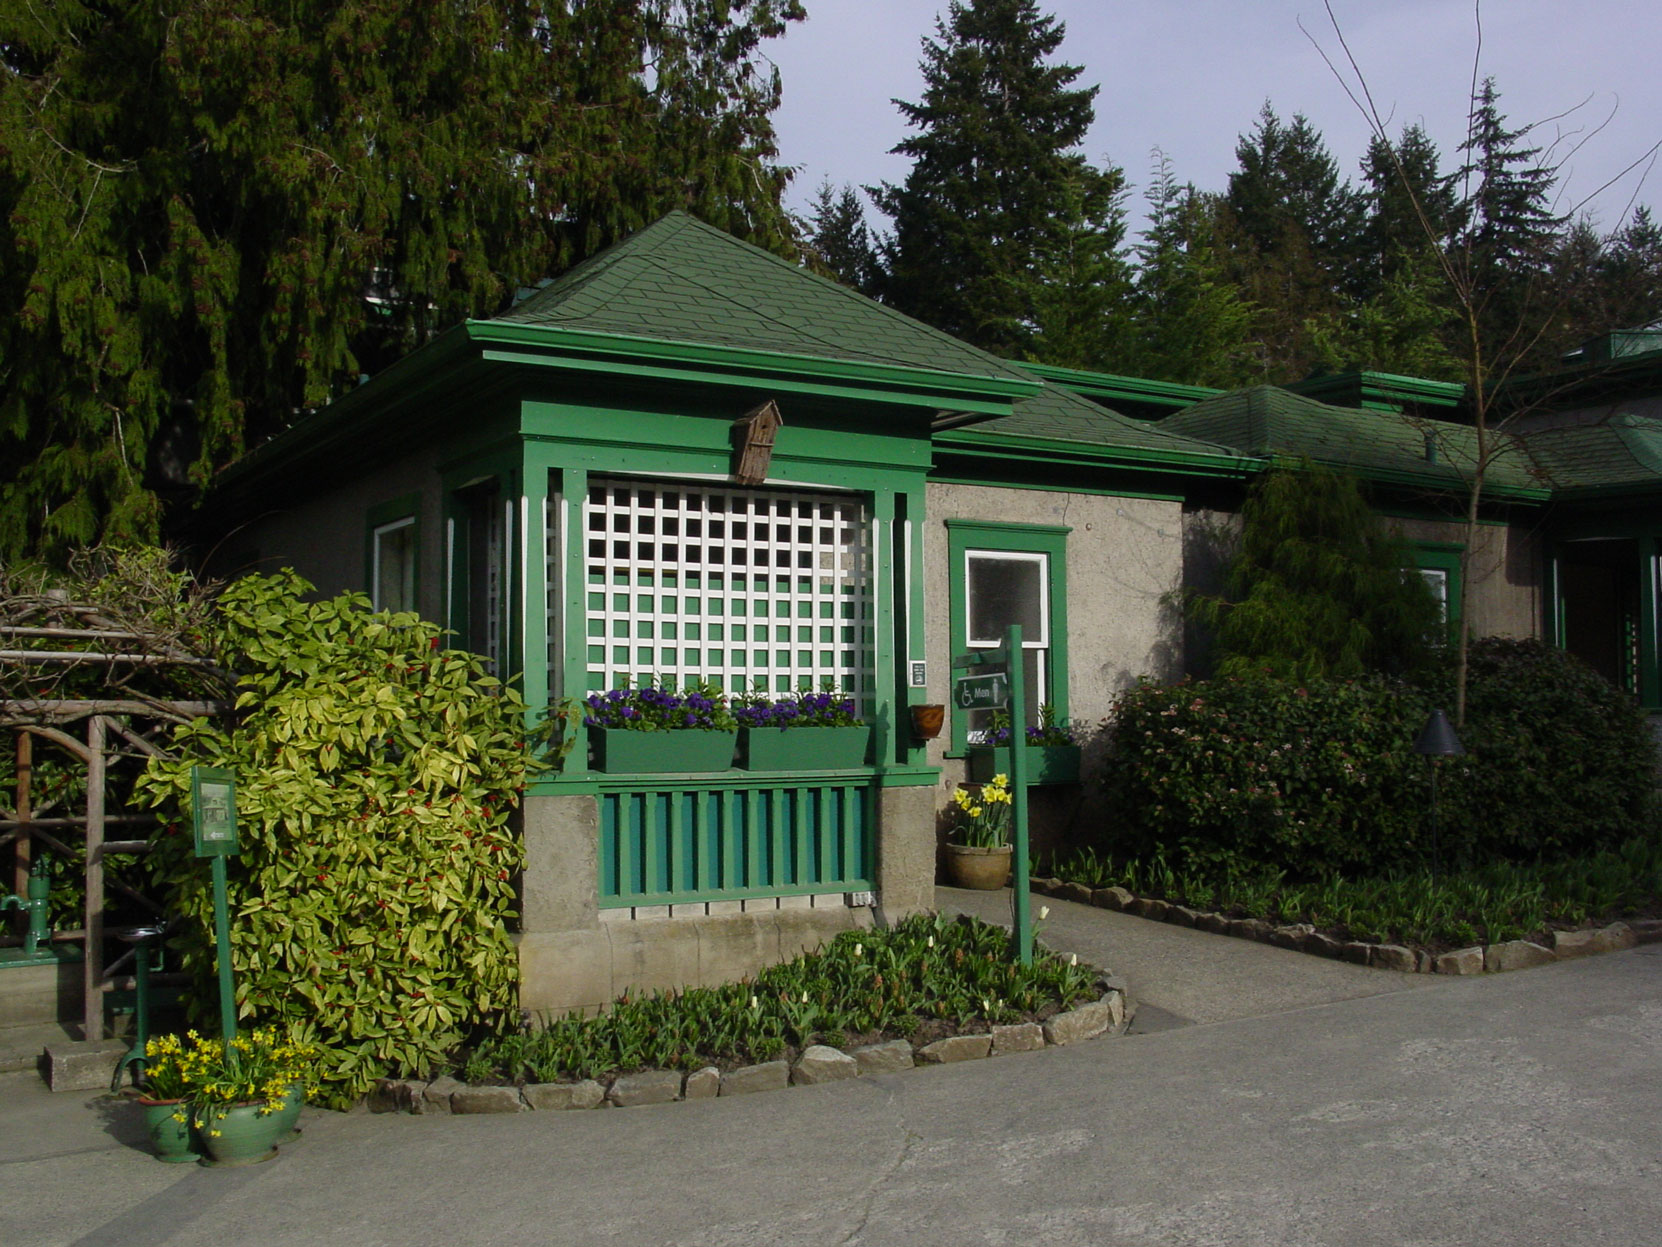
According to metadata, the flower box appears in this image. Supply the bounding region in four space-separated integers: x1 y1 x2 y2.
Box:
966 744 1082 786
590 727 737 774
740 725 871 771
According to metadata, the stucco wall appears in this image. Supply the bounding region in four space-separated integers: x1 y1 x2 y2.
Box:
921 484 1187 853
1393 516 1541 641
213 446 447 620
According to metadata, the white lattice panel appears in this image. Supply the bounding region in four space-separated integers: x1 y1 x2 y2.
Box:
578 479 873 701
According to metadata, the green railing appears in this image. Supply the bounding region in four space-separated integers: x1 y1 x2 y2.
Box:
598 773 876 907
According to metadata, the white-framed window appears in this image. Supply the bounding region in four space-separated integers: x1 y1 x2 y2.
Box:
963 549 1051 742
372 516 417 613
580 478 873 702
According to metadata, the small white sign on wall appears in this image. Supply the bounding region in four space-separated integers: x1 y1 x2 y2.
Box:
909 660 927 687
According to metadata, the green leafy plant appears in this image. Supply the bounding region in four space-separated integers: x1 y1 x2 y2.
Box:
138 571 541 1108
452 913 1099 1086
949 773 1014 848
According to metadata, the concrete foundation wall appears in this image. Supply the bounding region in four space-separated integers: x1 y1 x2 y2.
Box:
516 793 877 1014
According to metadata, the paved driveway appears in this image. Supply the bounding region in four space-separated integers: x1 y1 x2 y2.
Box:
5 899 1658 1247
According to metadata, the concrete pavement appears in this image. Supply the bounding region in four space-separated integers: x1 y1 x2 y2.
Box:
4 891 1659 1247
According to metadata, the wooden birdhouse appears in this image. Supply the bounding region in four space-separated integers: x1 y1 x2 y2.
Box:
730 399 783 485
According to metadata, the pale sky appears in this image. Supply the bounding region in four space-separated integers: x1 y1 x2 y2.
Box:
769 0 1662 238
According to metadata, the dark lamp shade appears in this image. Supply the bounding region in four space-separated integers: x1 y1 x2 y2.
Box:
1414 708 1465 757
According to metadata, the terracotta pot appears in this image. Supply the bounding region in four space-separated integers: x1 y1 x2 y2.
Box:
944 843 1012 890
909 704 945 741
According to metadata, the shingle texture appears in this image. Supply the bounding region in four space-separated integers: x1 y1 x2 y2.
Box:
495 212 1033 384
967 373 1239 457
1520 414 1662 490
1160 386 1541 492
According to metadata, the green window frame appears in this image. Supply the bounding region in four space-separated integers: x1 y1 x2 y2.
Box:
1412 542 1463 644
946 519 1070 753
365 494 421 614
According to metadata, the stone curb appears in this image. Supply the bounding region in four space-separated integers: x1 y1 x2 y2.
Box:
1031 876 1659 978
369 985 1134 1116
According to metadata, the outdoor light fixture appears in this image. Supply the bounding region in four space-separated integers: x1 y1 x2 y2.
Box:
1413 709 1464 879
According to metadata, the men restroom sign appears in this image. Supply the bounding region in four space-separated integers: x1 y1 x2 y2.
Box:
952 672 1009 710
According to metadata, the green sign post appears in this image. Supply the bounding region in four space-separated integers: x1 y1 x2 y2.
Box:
951 627 1033 966
189 766 240 1041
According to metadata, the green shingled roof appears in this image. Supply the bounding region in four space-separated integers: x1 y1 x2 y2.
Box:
1519 414 1662 492
1159 385 1544 494
962 370 1243 459
494 211 1035 386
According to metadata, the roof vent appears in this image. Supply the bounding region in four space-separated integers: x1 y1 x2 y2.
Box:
1424 432 1438 464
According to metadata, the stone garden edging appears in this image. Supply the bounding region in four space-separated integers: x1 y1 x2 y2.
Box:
1030 877 1662 975
367 983 1135 1116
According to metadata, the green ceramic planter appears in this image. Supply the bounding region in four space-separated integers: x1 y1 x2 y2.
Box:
966 744 1082 786
740 725 870 771
590 727 736 774
195 1102 284 1167
141 1098 201 1164
269 1082 305 1145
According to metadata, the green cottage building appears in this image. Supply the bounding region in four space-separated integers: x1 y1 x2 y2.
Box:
197 212 1662 1012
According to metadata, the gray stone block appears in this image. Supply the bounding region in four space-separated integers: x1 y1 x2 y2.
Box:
1552 925 1636 958
1270 924 1311 951
1629 918 1662 944
1194 911 1231 935
423 1074 463 1113
1165 905 1198 928
991 1022 1045 1054
608 1069 684 1107
367 1079 425 1114
1371 944 1418 973
451 1085 524 1114
791 1045 859 1085
1434 946 1485 975
1299 931 1342 957
683 1067 720 1100
1105 991 1126 1030
1043 1000 1110 1046
720 1061 790 1096
1340 941 1373 966
1231 918 1274 942
1484 940 1556 973
917 1034 992 1063
42 1042 127 1093
851 1040 914 1075
1057 882 1094 905
1091 886 1132 911
524 1080 604 1110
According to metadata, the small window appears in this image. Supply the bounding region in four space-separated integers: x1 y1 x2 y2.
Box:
1411 543 1462 644
947 520 1070 750
373 517 417 613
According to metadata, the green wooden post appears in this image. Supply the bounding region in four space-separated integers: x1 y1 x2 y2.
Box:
210 855 237 1041
190 766 241 1040
1005 623 1032 966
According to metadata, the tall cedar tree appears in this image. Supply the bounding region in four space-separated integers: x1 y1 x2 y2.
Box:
0 0 804 562
1191 462 1441 683
1128 153 1256 387
1453 77 1565 367
1222 105 1367 379
803 181 882 295
874 0 1120 360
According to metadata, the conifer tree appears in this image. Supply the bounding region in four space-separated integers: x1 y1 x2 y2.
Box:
0 0 805 562
1191 462 1441 682
803 182 881 295
874 0 1122 360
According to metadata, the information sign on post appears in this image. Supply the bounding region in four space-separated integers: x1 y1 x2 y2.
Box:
189 765 241 1041
952 672 1009 711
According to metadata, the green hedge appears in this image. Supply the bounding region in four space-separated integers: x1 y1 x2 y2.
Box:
1099 639 1655 877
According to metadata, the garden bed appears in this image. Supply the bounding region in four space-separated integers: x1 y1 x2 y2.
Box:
368 913 1132 1113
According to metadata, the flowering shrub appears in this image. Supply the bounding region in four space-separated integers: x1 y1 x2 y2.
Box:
950 773 1014 848
985 703 1077 747
734 688 863 729
583 681 736 731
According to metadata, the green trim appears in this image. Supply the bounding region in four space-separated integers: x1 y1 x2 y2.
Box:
1017 362 1223 413
929 474 1184 503
873 491 898 768
364 493 421 613
936 429 1252 478
1411 542 1464 644
468 321 1041 410
945 520 1071 753
900 486 929 769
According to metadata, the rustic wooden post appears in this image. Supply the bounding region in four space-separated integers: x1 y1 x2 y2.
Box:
11 729 29 914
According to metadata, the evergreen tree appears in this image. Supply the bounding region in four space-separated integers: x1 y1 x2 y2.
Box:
1359 124 1462 294
1191 462 1441 682
0 0 805 561
1127 153 1256 387
1026 161 1134 368
802 181 881 295
874 0 1121 359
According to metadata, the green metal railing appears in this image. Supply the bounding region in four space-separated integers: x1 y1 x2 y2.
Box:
598 773 876 907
